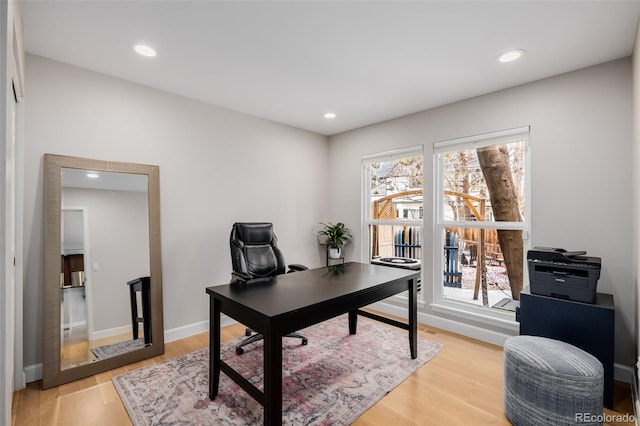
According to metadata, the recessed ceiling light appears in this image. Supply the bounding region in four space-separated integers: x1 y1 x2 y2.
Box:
324 112 336 119
86 172 100 179
134 44 157 57
498 49 525 63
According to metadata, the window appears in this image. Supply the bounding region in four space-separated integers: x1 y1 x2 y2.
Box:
434 128 529 317
362 147 424 294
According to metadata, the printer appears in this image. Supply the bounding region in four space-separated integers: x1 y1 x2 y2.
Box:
527 247 601 304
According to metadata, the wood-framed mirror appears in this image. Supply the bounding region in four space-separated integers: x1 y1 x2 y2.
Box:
43 154 164 389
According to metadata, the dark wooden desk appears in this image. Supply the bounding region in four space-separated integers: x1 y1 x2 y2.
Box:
127 277 151 345
206 262 420 426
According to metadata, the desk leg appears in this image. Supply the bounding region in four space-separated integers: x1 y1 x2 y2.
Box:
141 284 152 345
129 286 139 340
209 297 221 400
348 310 358 335
409 277 417 359
263 328 282 426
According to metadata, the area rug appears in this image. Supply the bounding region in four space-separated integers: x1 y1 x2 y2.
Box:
113 314 443 425
91 338 147 360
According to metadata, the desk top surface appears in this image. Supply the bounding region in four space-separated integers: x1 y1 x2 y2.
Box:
206 262 419 318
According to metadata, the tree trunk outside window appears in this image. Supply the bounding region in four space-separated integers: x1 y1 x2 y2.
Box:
476 145 524 300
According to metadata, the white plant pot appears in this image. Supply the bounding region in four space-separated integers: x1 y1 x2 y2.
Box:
329 247 342 259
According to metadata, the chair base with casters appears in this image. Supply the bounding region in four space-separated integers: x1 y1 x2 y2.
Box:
235 329 308 355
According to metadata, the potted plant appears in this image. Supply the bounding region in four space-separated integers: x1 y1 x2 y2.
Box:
318 222 352 259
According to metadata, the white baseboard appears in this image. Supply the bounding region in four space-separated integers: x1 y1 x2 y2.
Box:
91 325 131 341
369 300 636 383
367 300 514 347
24 363 41 385
17 371 25 390
93 317 236 343
62 320 87 329
164 314 235 343
164 320 209 343
615 363 635 384
23 310 635 387
24 315 238 383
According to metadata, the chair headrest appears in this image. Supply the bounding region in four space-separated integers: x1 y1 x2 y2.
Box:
233 222 275 245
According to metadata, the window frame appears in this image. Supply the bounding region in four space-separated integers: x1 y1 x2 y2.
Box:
432 127 530 325
361 146 425 303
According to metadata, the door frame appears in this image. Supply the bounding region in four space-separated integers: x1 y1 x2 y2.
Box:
1 0 25 423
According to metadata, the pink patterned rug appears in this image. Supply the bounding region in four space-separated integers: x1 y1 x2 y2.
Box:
113 314 443 425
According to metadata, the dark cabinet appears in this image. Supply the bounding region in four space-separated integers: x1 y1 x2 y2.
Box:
60 254 84 287
517 287 615 408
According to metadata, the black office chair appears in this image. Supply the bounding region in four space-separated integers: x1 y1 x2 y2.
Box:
229 222 309 354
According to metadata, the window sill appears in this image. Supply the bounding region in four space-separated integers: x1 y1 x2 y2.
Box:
430 301 519 332
390 292 426 308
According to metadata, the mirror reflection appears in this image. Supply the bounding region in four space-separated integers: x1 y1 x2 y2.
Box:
60 167 151 369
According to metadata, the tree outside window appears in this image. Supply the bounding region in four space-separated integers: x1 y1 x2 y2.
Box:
436 130 528 311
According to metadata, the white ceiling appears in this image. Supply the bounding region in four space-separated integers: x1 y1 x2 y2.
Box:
20 1 640 136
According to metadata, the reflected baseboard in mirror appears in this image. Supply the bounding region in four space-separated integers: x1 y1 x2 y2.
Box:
43 154 164 389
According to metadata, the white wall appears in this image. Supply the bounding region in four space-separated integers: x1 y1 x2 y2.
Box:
329 58 635 368
633 19 640 384
2 0 26 419
22 54 329 369
1 0 11 420
21 51 636 376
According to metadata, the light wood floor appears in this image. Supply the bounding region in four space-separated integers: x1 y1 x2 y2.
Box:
13 317 636 426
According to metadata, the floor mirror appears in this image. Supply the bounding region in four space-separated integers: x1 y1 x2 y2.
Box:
42 154 164 389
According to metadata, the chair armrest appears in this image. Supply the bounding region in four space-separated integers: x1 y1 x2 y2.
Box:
231 271 253 284
231 272 276 286
288 264 308 272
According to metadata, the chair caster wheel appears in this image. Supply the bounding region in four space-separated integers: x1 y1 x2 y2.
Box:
236 347 244 355
302 338 308 345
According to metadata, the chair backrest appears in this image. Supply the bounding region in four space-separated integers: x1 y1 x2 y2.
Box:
230 222 287 278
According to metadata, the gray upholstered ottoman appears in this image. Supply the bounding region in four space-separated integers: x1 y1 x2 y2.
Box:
503 335 604 426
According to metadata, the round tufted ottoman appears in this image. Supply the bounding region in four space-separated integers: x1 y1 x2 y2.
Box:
503 335 604 426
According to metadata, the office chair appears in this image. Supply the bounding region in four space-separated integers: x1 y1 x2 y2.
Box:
229 222 309 355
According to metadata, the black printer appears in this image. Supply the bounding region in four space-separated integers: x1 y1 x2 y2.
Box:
527 247 601 304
